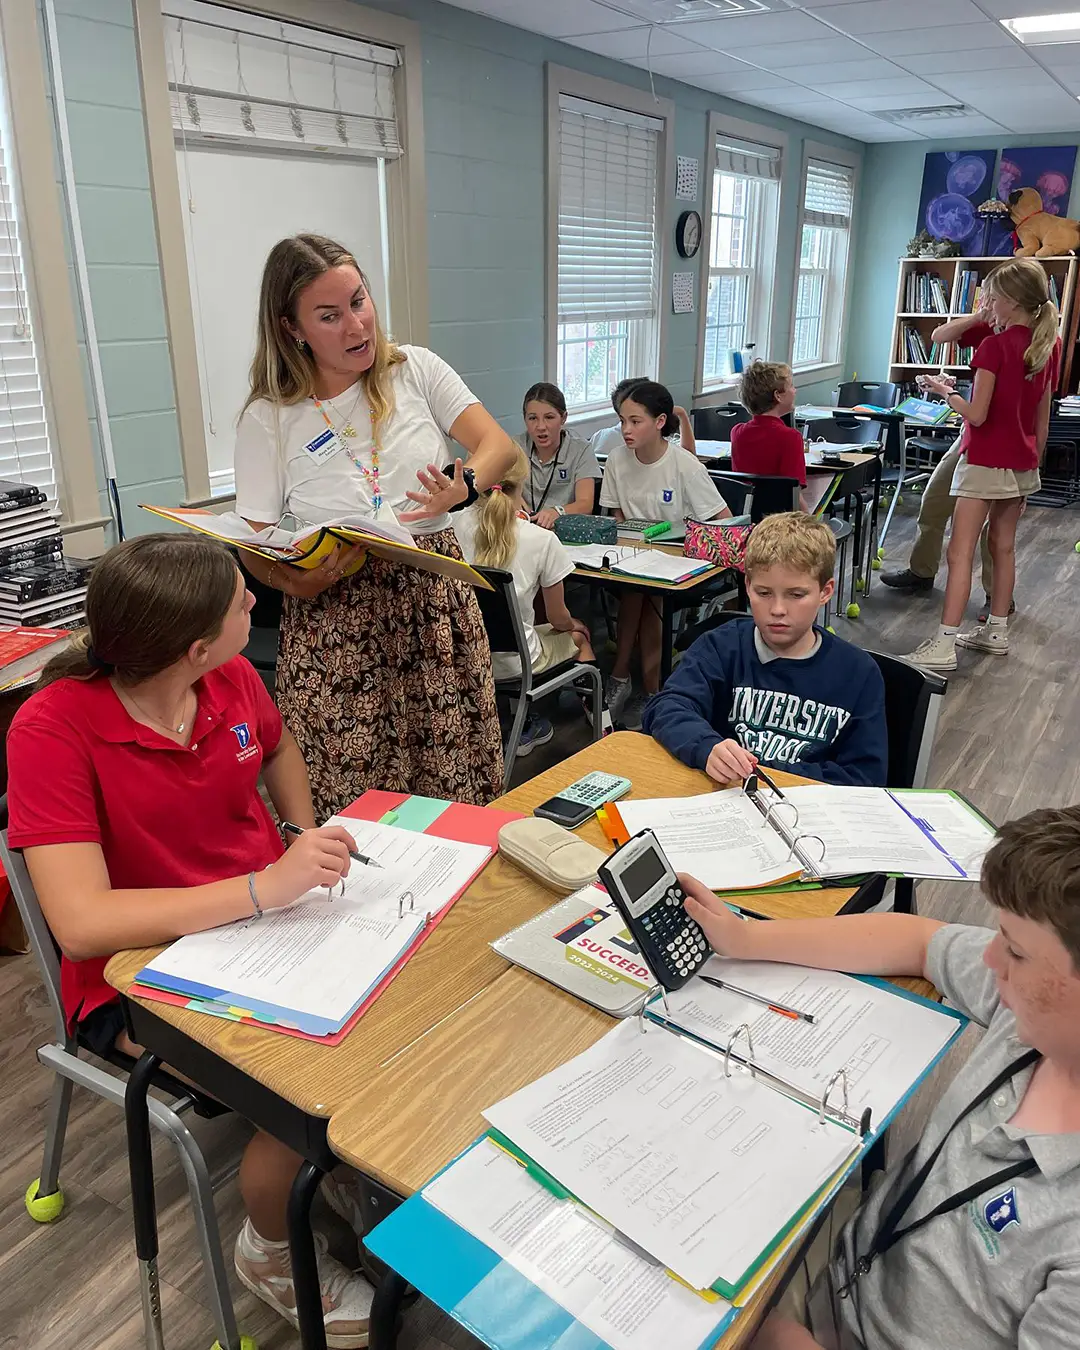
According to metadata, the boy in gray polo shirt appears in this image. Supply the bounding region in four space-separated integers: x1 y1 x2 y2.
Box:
681 804 1080 1350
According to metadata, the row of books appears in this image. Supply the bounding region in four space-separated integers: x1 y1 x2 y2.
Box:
0 479 90 629
902 270 950 315
896 324 977 369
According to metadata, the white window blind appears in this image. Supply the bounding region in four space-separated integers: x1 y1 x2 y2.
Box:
803 159 854 229
163 2 402 159
715 135 781 182
557 94 661 325
0 95 56 501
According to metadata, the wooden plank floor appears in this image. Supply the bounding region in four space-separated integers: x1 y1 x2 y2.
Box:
2 501 1077 1350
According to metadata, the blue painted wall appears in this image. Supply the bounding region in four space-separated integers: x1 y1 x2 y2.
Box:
43 0 862 534
847 132 1080 383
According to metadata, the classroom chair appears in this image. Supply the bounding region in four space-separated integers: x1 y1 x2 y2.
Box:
804 416 881 446
0 802 250 1350
708 470 800 523
473 565 604 791
835 380 898 409
692 402 751 441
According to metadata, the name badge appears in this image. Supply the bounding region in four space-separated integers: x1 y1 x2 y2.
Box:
302 427 346 466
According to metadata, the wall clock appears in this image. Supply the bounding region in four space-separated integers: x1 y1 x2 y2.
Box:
675 209 702 259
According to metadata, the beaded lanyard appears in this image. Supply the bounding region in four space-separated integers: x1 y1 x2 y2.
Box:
311 392 383 514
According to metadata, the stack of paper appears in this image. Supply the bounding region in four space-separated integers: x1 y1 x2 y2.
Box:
132 818 492 1039
567 544 713 584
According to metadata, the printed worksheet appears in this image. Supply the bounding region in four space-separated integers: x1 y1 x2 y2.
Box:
483 1020 858 1293
890 791 997 878
654 957 962 1122
617 794 801 889
425 1139 732 1350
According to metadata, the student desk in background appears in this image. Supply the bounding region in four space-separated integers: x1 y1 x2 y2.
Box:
105 734 896 1350
569 542 739 684
325 740 926 1349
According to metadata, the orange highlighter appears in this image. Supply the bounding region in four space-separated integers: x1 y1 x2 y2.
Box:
596 801 631 848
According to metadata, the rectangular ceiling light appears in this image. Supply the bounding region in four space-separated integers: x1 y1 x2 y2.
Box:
876 103 972 122
1002 12 1080 44
608 0 784 21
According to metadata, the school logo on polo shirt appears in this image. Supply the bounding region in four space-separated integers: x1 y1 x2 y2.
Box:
663 488 674 503
558 467 568 480
230 722 259 764
984 1187 1020 1235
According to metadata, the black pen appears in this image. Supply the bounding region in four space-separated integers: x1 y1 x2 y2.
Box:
698 973 816 1024
281 820 381 868
751 765 786 799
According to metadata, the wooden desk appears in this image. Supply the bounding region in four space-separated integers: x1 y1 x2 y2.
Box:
569 543 737 683
105 734 888 1350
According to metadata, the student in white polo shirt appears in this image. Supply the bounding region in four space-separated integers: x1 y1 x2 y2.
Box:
684 804 1080 1350
600 380 730 728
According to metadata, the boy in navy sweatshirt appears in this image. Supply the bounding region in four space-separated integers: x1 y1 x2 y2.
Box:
643 512 887 786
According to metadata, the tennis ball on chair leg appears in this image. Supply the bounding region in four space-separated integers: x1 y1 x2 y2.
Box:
846 602 861 619
25 1179 64 1222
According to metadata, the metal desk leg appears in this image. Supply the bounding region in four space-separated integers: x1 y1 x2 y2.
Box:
865 457 882 600
879 423 905 550
287 1160 328 1350
369 1271 408 1350
660 594 674 686
125 1051 166 1350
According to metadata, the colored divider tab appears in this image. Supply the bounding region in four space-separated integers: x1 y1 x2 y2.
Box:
385 795 453 833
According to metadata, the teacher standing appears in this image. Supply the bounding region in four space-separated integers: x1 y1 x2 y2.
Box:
235 234 512 816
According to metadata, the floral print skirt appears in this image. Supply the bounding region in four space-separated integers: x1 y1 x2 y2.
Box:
276 526 503 819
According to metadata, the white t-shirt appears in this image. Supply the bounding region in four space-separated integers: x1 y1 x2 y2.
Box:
454 509 575 680
599 442 727 526
233 345 479 537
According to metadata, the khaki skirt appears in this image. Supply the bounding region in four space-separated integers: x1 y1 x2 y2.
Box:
276 526 503 820
951 454 1041 500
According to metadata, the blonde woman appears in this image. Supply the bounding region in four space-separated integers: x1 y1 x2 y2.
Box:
904 259 1059 672
234 235 515 813
454 448 594 754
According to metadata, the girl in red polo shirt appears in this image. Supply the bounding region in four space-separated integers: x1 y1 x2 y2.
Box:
904 259 1059 672
7 534 374 1347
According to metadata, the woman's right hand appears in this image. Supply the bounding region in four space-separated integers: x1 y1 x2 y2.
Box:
279 544 365 599
258 826 356 909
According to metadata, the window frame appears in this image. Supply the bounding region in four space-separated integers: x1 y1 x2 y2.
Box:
695 111 785 399
133 0 428 505
545 64 674 422
0 0 108 551
789 139 860 383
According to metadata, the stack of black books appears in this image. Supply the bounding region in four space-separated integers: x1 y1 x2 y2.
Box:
0 479 90 628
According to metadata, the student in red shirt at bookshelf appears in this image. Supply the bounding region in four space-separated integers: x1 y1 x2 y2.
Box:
6 534 376 1347
902 258 1059 672
730 361 807 496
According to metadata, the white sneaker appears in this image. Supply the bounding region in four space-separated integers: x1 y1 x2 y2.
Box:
323 1171 366 1236
902 634 957 672
620 691 651 731
234 1219 373 1349
957 623 1009 656
605 675 632 719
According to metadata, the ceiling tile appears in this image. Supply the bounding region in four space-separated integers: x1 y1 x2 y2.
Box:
664 10 831 49
928 68 1064 99
571 25 704 59
639 49 759 77
758 87 847 107
800 57 913 85
974 0 1080 16
439 0 631 38
855 21 1016 55
1034 41 1080 70
695 69 803 92
897 47 1045 75
721 34 871 68
806 0 988 34
805 74 942 98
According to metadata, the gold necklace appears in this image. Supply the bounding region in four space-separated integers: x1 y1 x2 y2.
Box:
123 686 195 735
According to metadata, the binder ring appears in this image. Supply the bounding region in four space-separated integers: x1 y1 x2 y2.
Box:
397 890 416 919
724 1022 755 1078
818 1067 850 1127
791 832 827 867
637 982 668 1035
762 798 799 833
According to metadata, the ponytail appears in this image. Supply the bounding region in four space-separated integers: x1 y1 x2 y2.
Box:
37 628 97 689
1024 298 1058 377
470 447 530 571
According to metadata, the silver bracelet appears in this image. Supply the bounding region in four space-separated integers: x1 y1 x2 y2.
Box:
247 870 263 920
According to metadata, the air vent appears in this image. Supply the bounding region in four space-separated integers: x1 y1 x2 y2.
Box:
875 103 973 123
608 0 788 22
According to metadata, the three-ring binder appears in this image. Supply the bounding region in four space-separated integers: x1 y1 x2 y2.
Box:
744 772 830 880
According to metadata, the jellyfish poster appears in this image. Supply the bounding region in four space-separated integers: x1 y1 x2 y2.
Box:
916 149 997 250
987 146 1079 255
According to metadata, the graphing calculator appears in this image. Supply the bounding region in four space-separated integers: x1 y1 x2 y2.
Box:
534 772 632 829
597 828 710 991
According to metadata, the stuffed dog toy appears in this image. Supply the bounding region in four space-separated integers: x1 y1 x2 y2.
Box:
1008 186 1080 257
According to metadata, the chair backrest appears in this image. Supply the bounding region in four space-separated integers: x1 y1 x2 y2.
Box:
867 651 946 790
709 470 800 524
692 403 752 440
836 381 898 409
0 796 68 1043
805 416 879 446
472 564 531 662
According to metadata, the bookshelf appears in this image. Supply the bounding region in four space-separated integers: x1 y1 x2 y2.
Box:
888 255 1078 393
